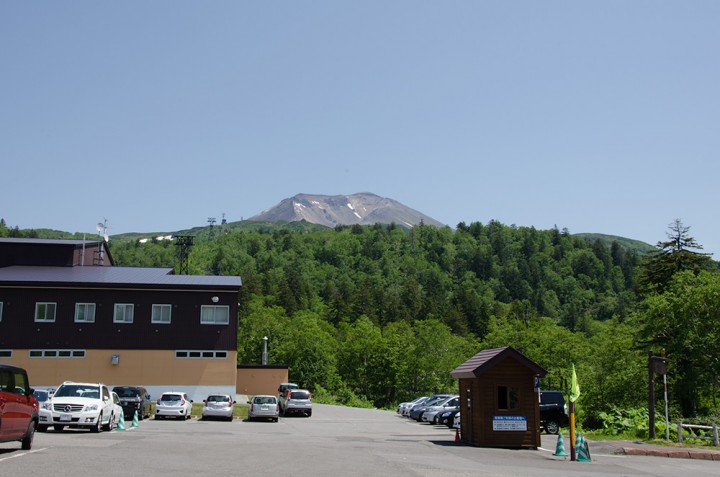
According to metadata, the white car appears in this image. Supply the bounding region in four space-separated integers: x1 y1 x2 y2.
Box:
155 392 193 420
111 392 124 428
46 382 116 432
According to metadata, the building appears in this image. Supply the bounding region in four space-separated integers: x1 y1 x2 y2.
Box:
451 346 547 449
0 238 242 402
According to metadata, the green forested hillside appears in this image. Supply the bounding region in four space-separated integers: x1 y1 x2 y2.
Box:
108 221 654 419
5 217 719 425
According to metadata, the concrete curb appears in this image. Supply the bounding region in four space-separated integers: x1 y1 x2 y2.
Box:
620 445 720 461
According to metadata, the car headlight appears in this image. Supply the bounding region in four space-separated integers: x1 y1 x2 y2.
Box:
42 402 52 410
85 404 99 411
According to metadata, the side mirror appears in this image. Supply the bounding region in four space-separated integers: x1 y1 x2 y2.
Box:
26 387 35 397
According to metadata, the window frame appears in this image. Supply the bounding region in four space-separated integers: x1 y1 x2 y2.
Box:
200 305 230 325
497 385 519 411
151 304 172 324
35 302 57 322
113 303 135 323
74 302 96 323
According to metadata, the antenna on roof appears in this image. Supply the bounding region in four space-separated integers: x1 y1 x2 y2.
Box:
174 235 195 275
95 219 109 265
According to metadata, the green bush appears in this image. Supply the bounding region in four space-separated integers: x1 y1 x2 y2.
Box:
596 407 675 439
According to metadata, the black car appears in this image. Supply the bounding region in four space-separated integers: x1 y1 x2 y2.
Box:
112 386 152 420
539 390 569 434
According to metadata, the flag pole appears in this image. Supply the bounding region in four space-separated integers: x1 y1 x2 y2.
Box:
569 364 580 462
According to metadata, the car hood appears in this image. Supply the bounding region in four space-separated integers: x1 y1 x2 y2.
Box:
52 397 103 405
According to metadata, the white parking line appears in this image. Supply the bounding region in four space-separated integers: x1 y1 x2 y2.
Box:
0 447 47 462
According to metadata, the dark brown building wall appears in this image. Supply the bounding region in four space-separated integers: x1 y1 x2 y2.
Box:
0 286 238 350
460 361 541 449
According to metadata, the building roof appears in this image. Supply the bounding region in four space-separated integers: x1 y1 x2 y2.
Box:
450 346 547 379
0 265 241 289
0 238 101 246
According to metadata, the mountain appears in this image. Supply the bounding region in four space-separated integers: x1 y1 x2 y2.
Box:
248 192 446 228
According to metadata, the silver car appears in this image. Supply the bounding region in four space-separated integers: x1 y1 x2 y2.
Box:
279 389 312 417
247 395 279 422
202 394 235 421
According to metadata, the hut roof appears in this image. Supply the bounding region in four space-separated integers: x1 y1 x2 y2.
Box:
451 346 547 379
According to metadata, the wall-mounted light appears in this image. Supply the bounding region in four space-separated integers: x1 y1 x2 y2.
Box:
211 296 219 303
111 354 120 365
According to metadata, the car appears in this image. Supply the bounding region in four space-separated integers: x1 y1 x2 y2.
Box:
440 408 460 427
539 390 569 434
155 392 193 420
279 388 312 417
0 364 39 449
397 396 426 415
46 381 115 432
409 394 453 421
112 386 152 420
247 395 279 422
202 394 235 421
111 392 124 429
33 388 52 432
277 382 298 397
421 396 460 424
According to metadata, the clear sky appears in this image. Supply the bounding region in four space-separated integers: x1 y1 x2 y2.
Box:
2 1 719 256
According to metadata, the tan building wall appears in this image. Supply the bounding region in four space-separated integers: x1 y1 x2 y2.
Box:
236 366 289 396
4 350 238 389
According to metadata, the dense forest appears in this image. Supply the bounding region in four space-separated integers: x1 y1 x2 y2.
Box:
4 217 719 426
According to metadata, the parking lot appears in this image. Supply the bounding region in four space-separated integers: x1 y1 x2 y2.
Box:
1 404 717 476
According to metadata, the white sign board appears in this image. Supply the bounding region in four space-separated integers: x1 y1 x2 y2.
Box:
492 415 527 431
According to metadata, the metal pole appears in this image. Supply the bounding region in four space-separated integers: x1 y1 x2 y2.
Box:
262 336 268 365
664 372 670 440
648 351 656 439
569 401 576 461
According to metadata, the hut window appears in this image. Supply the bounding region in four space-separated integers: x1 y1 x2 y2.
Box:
497 386 519 410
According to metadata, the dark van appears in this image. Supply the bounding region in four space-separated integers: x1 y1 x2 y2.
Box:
112 386 152 420
539 390 569 434
0 364 39 450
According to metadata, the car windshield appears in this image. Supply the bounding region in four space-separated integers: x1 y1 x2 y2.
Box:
33 390 49 402
55 384 100 398
207 395 230 402
289 391 310 400
253 396 276 404
115 388 141 398
161 394 182 402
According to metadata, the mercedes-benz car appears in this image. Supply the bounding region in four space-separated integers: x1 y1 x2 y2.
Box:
46 382 116 432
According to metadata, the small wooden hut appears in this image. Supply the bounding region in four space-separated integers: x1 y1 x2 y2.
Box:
451 346 548 449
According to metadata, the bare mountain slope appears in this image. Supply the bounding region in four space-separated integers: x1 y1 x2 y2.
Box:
248 193 445 228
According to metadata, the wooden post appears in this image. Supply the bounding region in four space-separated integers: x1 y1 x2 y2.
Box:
677 421 683 443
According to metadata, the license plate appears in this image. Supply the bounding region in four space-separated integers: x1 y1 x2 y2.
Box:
60 414 72 422
261 405 269 411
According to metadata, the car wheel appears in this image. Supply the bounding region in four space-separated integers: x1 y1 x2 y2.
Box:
21 421 36 450
306 410 312 417
91 414 103 433
102 413 113 431
273 418 278 422
545 419 560 435
54 425 65 432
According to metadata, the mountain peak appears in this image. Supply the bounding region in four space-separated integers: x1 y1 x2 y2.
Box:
249 193 444 228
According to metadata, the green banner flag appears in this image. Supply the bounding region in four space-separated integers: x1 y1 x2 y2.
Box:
570 364 580 402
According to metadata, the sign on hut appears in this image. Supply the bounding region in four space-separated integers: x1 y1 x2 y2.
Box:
451 346 547 449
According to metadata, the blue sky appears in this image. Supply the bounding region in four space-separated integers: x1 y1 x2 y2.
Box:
2 1 719 256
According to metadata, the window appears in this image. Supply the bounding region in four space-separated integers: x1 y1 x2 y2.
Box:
35 302 56 322
75 303 96 323
29 349 85 358
152 304 172 324
497 386 519 410
175 350 227 359
200 305 229 325
0 350 12 358
114 304 134 323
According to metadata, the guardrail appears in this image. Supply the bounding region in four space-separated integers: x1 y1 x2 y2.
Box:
677 422 720 446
